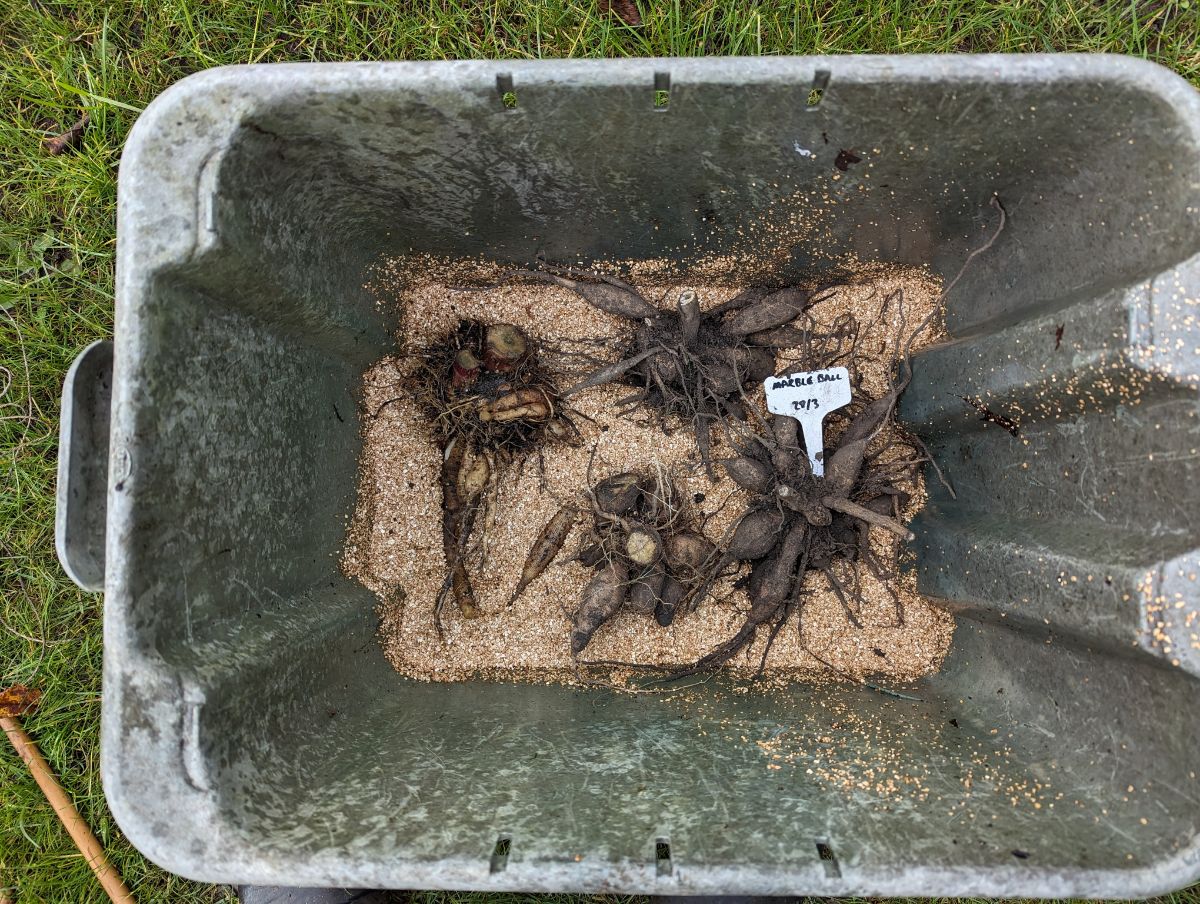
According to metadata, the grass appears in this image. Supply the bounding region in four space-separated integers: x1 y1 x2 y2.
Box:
0 0 1197 901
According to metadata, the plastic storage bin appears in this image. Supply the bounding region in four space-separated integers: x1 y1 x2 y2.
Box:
57 57 1200 896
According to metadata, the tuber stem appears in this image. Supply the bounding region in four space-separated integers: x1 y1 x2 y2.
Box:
821 496 915 541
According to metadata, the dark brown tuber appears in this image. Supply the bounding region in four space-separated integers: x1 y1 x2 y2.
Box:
437 438 483 624
664 530 714 586
726 509 785 561
510 505 579 605
653 576 687 627
524 270 660 321
594 472 643 516
628 570 666 615
720 287 812 336
572 562 629 653
723 456 775 495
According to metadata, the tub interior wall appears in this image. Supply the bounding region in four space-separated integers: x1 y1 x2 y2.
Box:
110 60 1200 891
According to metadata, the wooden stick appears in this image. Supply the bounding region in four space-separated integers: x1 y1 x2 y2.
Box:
821 495 915 541
1 715 135 904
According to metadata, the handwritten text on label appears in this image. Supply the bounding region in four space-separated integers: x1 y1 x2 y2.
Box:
763 366 852 477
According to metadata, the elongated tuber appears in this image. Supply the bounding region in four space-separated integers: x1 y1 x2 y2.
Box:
439 438 481 621
510 505 578 604
478 388 552 423
572 562 629 653
726 509 785 561
456 447 491 503
720 287 811 335
654 576 687 626
723 456 775 495
532 272 661 320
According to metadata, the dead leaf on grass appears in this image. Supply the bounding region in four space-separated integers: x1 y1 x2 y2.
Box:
0 685 42 719
599 0 641 25
43 113 89 156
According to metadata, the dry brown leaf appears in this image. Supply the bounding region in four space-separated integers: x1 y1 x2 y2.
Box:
0 685 42 719
43 113 89 156
598 0 641 26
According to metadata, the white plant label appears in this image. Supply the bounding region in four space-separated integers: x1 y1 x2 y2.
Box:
763 367 852 477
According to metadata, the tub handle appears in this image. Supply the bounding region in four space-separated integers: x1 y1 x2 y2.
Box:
55 340 112 592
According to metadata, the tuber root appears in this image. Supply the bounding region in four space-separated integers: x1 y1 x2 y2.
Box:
722 456 775 495
654 576 687 627
572 563 629 653
664 530 715 586
720 287 812 336
726 509 785 561
628 570 666 614
477 388 553 423
510 505 579 605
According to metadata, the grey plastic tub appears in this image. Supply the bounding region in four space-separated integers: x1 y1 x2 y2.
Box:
57 57 1200 896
